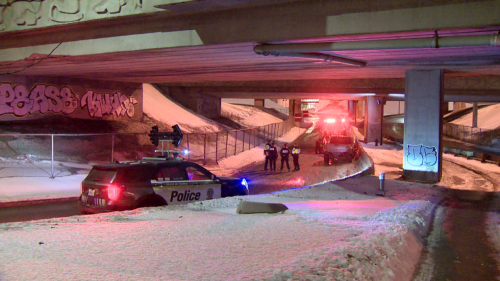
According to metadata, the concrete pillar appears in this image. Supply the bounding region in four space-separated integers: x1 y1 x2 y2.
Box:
356 100 364 121
472 102 478 128
160 86 221 119
254 99 265 107
364 96 383 144
348 100 356 122
453 102 467 112
288 99 295 120
403 69 443 183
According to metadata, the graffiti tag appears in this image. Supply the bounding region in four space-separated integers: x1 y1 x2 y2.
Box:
0 83 79 116
0 83 138 119
81 90 138 118
406 144 438 167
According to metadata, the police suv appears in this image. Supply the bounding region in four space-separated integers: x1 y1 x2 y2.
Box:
78 157 249 214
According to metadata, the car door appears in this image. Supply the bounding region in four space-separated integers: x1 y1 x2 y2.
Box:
151 163 221 205
183 162 222 202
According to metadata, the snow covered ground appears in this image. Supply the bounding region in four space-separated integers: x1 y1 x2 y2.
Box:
450 103 500 130
3 135 500 280
2 95 500 280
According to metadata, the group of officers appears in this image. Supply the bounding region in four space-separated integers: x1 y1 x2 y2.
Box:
264 140 300 172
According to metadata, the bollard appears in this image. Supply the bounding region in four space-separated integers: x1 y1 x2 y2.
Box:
376 172 385 196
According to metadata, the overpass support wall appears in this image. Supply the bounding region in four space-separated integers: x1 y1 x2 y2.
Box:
0 75 143 121
403 69 443 183
364 97 383 144
159 86 221 119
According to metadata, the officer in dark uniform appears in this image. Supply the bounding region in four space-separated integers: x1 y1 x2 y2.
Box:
268 141 278 172
264 140 271 170
291 143 301 171
315 138 321 154
280 143 290 172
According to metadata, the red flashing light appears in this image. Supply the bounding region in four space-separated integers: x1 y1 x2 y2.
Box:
107 185 121 201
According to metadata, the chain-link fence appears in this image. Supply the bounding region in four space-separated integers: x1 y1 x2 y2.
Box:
443 123 500 146
0 119 295 178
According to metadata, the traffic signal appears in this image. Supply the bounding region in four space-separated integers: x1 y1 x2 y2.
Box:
148 125 159 147
171 124 183 147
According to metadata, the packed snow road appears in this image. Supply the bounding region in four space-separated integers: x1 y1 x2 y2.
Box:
234 125 361 195
412 158 500 280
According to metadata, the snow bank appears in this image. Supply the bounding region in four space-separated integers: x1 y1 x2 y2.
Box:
221 102 283 127
450 103 500 130
142 84 222 133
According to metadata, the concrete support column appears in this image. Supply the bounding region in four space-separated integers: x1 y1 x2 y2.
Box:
356 100 364 121
348 100 356 123
472 102 478 128
288 99 296 120
403 69 443 183
364 97 383 144
159 86 221 119
254 99 265 107
453 102 467 112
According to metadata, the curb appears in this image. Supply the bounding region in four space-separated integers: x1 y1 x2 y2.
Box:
0 196 79 208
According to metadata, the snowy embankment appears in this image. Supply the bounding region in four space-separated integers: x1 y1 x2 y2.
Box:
0 139 447 281
0 177 440 281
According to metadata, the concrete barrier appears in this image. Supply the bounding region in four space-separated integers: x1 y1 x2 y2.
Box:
236 201 288 214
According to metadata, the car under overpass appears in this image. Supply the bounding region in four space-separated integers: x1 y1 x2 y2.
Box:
1 0 500 182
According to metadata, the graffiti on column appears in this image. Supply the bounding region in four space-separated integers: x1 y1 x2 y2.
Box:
406 144 438 167
81 90 138 118
0 82 138 119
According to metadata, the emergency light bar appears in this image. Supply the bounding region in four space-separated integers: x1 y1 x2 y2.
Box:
324 118 346 123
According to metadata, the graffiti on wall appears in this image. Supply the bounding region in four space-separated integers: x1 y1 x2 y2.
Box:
406 144 438 167
81 90 137 118
0 0 143 32
0 83 138 119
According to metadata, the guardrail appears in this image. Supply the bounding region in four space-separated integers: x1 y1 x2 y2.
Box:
443 123 500 146
0 118 295 178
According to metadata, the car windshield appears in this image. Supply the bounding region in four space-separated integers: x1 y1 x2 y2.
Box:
330 137 352 144
86 168 117 183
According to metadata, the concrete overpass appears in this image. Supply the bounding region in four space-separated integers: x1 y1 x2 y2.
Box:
1 0 500 182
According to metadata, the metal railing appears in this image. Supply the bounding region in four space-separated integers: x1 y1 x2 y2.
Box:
0 119 295 178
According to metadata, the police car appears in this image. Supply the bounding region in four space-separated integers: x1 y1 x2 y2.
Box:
78 157 249 214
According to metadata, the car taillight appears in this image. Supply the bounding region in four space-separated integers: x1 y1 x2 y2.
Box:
107 185 121 201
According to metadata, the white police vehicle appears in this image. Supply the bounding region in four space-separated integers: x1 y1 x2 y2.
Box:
78 125 249 214
78 157 249 214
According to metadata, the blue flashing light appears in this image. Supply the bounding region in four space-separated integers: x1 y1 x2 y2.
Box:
241 178 248 189
183 149 189 155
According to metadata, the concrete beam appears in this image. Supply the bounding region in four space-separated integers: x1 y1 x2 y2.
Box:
2 0 498 49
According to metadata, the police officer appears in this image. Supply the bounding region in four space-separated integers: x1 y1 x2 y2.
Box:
280 143 290 172
291 143 301 171
315 138 321 154
268 141 278 172
264 140 271 171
